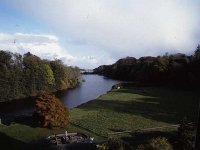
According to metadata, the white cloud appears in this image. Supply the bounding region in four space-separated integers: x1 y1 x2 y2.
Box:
14 33 59 43
0 33 72 60
2 0 200 67
0 33 98 68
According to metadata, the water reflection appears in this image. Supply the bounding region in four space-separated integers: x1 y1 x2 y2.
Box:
0 75 120 118
58 74 120 108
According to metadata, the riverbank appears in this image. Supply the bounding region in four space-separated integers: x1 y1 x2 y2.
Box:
0 86 199 149
70 86 199 136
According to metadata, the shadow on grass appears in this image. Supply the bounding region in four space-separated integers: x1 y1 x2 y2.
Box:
65 143 97 150
78 88 199 124
80 99 177 123
0 131 106 150
108 128 128 132
121 130 177 148
0 131 65 150
0 132 27 150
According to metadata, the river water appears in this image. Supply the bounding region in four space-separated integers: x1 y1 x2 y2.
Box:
0 75 120 120
58 74 120 108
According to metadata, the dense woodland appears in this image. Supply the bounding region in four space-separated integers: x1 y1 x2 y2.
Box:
0 50 80 102
94 45 200 89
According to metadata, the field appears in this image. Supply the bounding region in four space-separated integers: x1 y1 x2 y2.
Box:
0 86 199 149
0 122 104 149
70 87 199 137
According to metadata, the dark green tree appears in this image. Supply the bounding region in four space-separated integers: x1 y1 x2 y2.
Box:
0 51 80 102
176 118 194 150
194 45 200 59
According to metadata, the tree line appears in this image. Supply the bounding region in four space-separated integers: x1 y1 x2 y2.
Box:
0 50 80 102
94 45 200 89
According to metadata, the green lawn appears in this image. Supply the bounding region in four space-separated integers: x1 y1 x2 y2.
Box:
0 87 199 149
70 87 199 137
0 123 104 150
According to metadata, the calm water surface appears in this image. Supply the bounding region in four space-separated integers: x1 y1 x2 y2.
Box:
58 74 120 108
0 75 120 119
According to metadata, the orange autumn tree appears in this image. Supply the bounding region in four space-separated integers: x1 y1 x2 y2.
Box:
35 92 69 128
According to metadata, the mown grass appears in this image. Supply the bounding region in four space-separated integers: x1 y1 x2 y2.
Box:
0 123 105 150
0 87 199 149
70 87 199 137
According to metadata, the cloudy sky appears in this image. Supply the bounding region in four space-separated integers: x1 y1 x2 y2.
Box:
0 0 200 69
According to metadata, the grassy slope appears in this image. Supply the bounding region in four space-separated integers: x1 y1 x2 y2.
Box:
0 123 104 150
70 87 199 136
0 87 199 149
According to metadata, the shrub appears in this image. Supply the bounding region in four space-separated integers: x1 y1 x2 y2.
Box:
98 138 125 150
176 118 194 150
35 91 69 128
137 137 173 150
97 145 107 150
107 138 124 150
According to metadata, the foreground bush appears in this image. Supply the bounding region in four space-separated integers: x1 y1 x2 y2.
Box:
35 92 69 128
107 138 124 150
98 138 125 150
137 137 173 150
176 118 194 150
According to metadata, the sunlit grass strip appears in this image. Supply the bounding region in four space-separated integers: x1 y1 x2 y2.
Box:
70 87 199 137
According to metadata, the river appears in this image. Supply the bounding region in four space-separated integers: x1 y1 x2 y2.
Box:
58 74 120 108
0 74 120 121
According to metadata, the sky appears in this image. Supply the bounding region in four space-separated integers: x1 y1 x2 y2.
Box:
0 0 200 69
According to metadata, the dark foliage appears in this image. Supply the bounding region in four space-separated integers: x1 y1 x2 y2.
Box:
176 118 195 150
107 138 124 150
98 138 126 150
137 137 173 150
94 46 200 89
0 50 80 102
